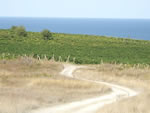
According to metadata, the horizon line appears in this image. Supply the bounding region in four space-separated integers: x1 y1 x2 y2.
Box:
0 16 150 20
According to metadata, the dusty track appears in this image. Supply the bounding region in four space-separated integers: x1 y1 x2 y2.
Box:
30 64 138 113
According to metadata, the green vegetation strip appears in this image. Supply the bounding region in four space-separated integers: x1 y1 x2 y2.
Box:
0 27 150 64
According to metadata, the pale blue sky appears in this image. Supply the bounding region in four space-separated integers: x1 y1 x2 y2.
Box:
0 0 150 19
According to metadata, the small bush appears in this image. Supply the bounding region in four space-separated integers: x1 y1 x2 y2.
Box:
16 26 27 37
41 29 53 40
11 26 18 31
11 26 27 37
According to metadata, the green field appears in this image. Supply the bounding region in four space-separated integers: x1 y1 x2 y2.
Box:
0 28 150 64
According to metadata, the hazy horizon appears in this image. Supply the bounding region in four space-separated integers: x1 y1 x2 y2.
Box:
0 16 150 20
1 17 150 40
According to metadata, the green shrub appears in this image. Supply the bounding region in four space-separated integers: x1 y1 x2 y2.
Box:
11 26 27 37
41 29 53 40
16 26 27 37
11 26 18 31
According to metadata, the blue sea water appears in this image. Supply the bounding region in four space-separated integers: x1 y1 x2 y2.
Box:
0 17 150 40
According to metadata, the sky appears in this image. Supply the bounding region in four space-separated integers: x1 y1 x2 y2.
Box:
0 0 150 19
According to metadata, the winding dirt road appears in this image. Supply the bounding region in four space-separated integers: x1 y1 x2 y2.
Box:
30 64 138 113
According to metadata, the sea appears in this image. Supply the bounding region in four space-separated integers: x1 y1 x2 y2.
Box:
0 17 150 40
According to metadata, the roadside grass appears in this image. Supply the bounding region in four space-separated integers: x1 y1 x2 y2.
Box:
0 58 110 113
74 64 150 113
97 92 150 113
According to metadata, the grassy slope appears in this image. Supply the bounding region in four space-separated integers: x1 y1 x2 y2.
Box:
0 29 150 64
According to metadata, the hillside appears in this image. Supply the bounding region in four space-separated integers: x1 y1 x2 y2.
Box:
0 28 150 64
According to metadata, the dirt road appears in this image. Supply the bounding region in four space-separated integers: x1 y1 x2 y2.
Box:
30 64 138 113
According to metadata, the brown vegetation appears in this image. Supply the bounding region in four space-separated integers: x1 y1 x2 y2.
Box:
74 63 150 113
0 58 109 113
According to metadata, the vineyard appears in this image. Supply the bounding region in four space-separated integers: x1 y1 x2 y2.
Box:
0 28 150 64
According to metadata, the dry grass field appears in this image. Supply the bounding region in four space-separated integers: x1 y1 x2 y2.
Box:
74 64 150 113
0 57 110 113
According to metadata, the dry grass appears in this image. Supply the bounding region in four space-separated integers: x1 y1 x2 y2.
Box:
74 63 150 113
0 58 110 113
97 92 150 113
0 57 63 78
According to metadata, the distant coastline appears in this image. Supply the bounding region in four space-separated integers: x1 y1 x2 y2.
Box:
0 17 150 40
